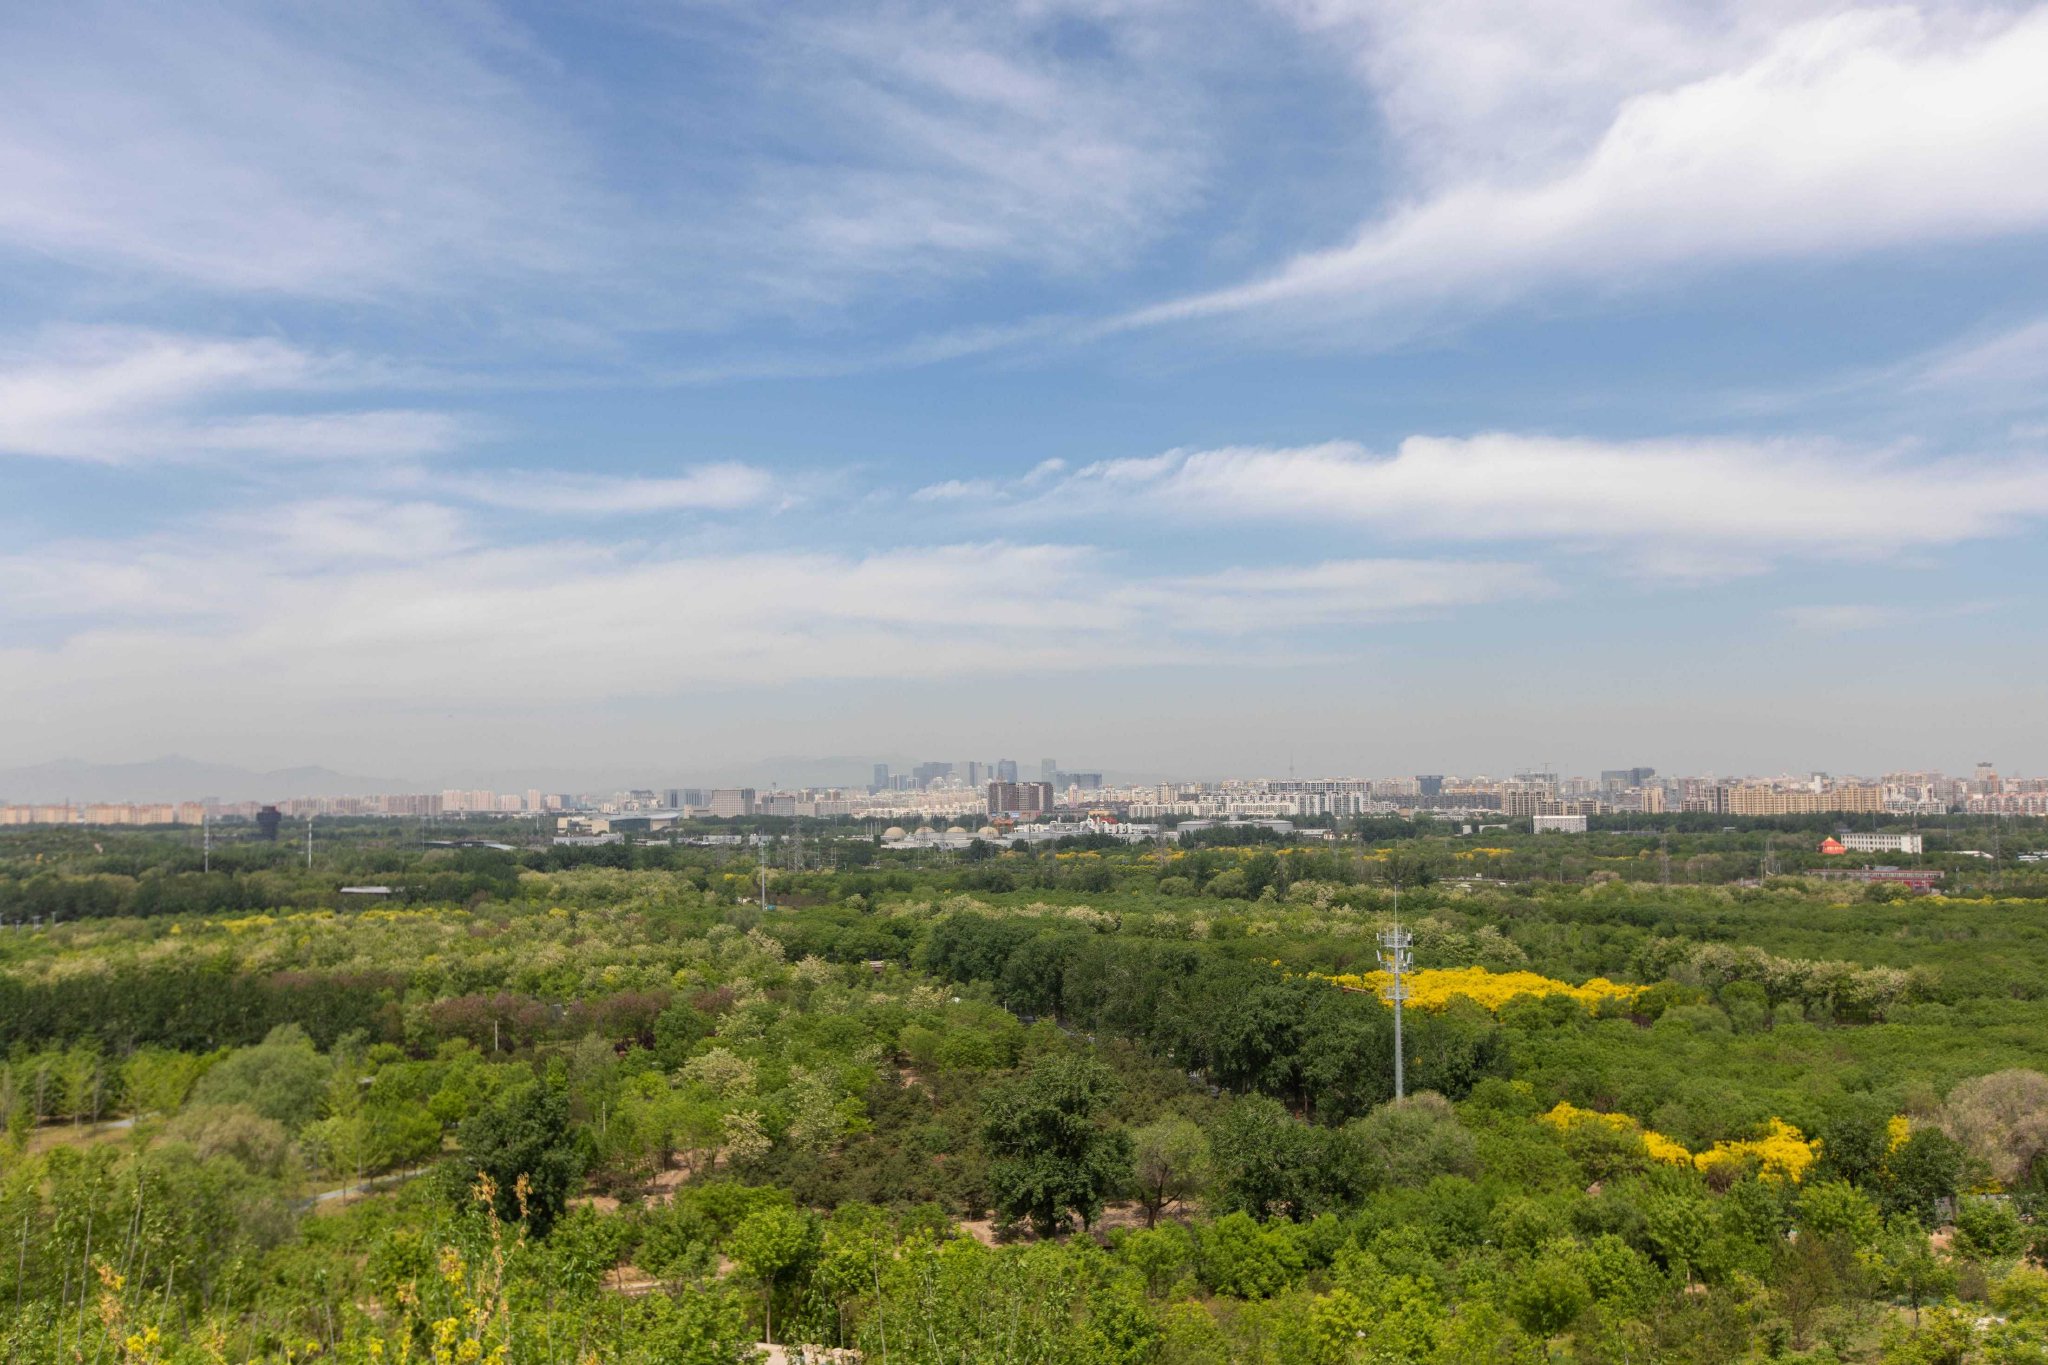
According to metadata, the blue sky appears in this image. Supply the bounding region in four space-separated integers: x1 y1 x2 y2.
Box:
4 0 2047 785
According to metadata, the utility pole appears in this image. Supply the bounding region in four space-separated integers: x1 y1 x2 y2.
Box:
306 816 313 870
202 812 211 875
1378 919 1413 1100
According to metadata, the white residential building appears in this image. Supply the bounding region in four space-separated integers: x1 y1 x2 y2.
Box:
1840 831 1924 855
1533 814 1589 834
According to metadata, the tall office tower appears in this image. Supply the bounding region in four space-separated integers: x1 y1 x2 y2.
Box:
965 761 984 787
871 764 889 792
1417 775 1444 797
709 788 757 817
1041 757 1058 782
996 758 1019 784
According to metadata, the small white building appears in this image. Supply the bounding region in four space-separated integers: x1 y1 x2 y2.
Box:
1532 814 1588 834
1840 831 1923 855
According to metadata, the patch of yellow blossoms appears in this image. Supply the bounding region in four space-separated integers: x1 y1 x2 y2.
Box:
1541 1102 1820 1182
1320 965 1640 1012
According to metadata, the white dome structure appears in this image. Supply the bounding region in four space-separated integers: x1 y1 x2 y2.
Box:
882 826 907 839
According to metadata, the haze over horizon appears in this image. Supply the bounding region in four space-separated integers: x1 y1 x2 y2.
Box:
6 0 2047 775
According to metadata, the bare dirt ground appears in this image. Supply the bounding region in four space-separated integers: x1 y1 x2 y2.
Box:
22 1117 138 1157
571 1164 696 1214
958 1200 1176 1247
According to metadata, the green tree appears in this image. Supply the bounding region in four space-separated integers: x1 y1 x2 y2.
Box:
1872 1217 1958 1325
1954 1196 2027 1259
120 1048 206 1120
454 1080 584 1235
726 1206 819 1346
55 1044 103 1128
190 1024 329 1129
981 1052 1134 1235
1342 1091 1478 1192
1886 1127 1965 1225
1209 1094 1323 1220
1130 1117 1209 1228
1508 1248 1591 1353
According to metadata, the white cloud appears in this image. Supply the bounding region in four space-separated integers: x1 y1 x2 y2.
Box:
4 499 478 624
1117 557 1554 632
913 458 1067 502
1273 0 1837 179
0 328 465 464
1030 434 2048 562
1778 598 1997 632
1135 6 2048 331
436 464 778 516
0 506 1542 723
1778 603 1909 632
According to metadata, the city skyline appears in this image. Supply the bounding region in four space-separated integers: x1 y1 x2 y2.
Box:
5 2 2048 772
1 752 2036 813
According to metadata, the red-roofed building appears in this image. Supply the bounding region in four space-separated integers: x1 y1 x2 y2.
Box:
1819 837 1847 855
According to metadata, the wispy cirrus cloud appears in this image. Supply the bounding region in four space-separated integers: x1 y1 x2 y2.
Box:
1909 315 2048 397
0 0 1221 331
0 1 602 297
0 328 466 464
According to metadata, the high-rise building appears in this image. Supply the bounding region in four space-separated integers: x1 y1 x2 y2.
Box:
996 758 1019 784
987 781 1053 817
1041 758 1058 782
1726 786 1823 816
1416 775 1444 797
871 764 889 792
709 788 756 818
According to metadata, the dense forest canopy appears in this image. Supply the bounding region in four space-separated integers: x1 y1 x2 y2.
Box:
1 816 2045 1363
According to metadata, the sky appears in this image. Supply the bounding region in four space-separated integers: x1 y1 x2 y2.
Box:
4 0 2048 786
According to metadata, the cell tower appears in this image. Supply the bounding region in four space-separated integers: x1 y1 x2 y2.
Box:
1377 922 1413 1100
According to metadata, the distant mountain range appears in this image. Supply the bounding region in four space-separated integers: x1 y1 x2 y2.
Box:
0 756 415 804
